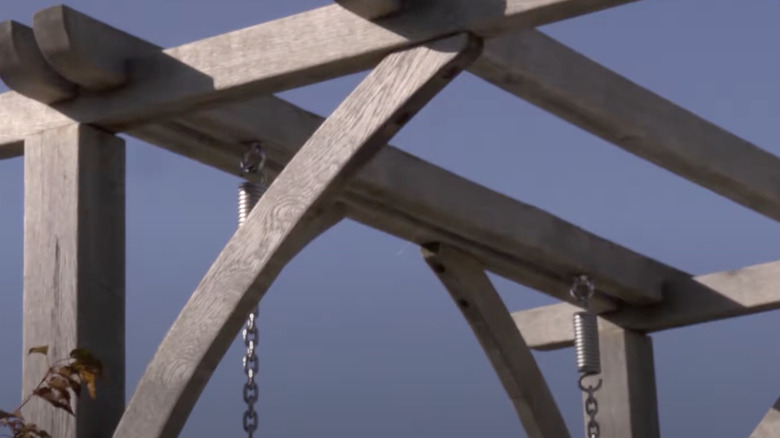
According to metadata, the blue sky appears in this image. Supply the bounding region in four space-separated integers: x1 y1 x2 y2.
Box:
2 0 780 436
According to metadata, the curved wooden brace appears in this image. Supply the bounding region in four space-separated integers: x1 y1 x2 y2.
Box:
113 33 481 438
32 5 162 90
0 20 75 103
751 398 780 438
422 243 571 438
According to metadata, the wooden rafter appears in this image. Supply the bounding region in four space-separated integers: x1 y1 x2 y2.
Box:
112 33 481 438
751 398 780 438
423 243 570 438
513 260 780 350
471 30 780 223
0 6 694 309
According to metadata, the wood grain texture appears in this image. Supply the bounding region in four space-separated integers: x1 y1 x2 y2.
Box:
423 243 571 438
23 123 125 438
113 34 480 438
0 0 633 134
473 29 780 223
0 20 75 103
335 0 403 19
513 260 780 350
750 398 780 438
582 328 659 438
33 5 162 90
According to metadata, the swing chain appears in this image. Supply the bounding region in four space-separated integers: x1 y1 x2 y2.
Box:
239 141 267 438
579 374 602 438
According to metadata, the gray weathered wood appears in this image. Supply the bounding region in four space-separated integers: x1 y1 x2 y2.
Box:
0 7 697 306
423 243 570 438
23 123 125 438
473 29 780 223
0 21 75 103
335 0 403 19
33 5 162 90
750 397 780 438
582 328 659 438
1 0 633 135
513 260 780 350
113 34 481 438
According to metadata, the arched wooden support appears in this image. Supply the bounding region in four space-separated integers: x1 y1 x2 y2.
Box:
581 327 659 438
0 20 75 103
32 5 162 90
24 123 125 438
750 397 780 437
112 33 481 438
422 243 571 438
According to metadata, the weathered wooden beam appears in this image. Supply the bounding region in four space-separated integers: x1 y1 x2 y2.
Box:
581 328 659 437
423 243 571 438
0 0 633 137
23 123 125 438
113 34 481 438
335 0 403 20
472 29 780 223
750 397 780 438
0 7 695 306
513 260 780 350
0 21 75 103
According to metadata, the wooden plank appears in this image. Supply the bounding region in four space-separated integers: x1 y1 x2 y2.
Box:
582 328 659 438
0 20 75 103
112 34 480 438
23 123 125 438
472 29 780 222
513 260 780 350
0 6 691 306
335 0 403 20
750 398 780 438
423 243 571 438
0 0 634 137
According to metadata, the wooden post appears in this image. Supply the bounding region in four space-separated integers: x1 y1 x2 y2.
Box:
582 327 659 438
23 123 125 438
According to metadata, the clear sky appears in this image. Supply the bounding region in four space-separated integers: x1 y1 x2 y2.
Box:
2 0 780 436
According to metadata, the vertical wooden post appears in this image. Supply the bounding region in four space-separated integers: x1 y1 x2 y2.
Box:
23 124 125 438
582 327 660 438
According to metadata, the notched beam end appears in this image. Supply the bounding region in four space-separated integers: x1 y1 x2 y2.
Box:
33 4 161 90
334 0 404 20
0 20 76 104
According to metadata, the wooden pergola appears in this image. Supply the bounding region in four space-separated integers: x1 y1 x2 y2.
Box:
2 1 779 437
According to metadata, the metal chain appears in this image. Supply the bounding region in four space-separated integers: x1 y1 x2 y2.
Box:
239 141 266 438
580 376 601 438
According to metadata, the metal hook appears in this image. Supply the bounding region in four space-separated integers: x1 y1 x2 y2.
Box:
240 142 267 176
578 373 603 393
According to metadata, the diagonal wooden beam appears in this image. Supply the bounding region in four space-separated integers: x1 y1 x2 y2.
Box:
472 29 780 223
750 397 780 438
583 328 659 437
112 34 481 438
0 0 634 138
513 260 780 350
423 243 571 438
0 6 692 307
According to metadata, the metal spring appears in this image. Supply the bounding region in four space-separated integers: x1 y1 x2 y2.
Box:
238 181 267 227
573 311 601 375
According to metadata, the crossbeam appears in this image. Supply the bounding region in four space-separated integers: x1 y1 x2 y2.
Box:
423 243 570 438
0 7 698 308
470 30 780 224
113 33 481 438
751 397 780 438
513 259 780 350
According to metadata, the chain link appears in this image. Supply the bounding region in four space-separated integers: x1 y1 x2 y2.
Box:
242 309 260 436
584 385 600 438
